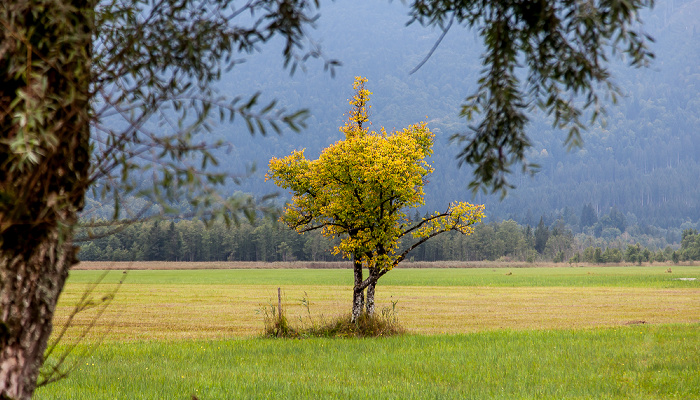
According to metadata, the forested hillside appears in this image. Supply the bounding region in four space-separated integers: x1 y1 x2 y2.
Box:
78 218 700 264
499 0 700 228
86 0 700 239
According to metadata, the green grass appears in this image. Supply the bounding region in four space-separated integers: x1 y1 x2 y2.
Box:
67 265 700 288
40 266 700 398
35 324 700 400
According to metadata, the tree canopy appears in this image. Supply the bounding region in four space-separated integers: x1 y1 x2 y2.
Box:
267 77 484 320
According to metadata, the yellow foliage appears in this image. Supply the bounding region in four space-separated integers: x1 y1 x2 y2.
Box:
267 77 484 272
412 202 485 238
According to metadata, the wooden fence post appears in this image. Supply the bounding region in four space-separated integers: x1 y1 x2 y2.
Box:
277 287 282 320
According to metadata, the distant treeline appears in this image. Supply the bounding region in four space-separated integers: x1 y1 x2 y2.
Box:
77 218 700 264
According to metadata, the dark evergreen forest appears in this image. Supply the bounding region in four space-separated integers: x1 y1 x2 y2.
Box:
78 218 700 264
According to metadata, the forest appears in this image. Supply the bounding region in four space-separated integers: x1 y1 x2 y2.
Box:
77 216 700 264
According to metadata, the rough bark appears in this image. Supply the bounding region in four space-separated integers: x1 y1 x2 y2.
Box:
365 267 378 316
351 257 364 323
365 281 376 316
0 233 76 399
1 0 92 398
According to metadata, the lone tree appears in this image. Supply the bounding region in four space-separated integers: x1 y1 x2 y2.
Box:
267 77 484 322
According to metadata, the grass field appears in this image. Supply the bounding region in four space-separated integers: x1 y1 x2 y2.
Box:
67 264 700 288
35 264 700 399
35 325 700 400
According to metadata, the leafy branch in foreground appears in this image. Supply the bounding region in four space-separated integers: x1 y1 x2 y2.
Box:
408 0 655 195
1 0 333 398
88 0 337 224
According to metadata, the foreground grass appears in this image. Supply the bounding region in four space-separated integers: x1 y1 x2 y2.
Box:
35 324 699 400
42 268 700 398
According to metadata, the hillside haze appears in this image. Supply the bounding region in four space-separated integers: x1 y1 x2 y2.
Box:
118 0 700 231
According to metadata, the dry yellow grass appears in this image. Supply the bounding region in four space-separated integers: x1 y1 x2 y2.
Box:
52 282 700 342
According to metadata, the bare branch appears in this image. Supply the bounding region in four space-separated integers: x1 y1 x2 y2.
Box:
409 12 454 75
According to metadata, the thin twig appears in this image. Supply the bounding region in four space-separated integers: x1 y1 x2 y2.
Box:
409 13 455 75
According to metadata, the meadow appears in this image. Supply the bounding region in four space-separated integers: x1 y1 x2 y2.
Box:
35 264 700 399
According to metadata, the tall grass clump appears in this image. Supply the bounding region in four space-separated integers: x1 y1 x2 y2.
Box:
259 292 404 338
302 308 406 338
257 288 298 338
263 311 405 338
259 305 297 338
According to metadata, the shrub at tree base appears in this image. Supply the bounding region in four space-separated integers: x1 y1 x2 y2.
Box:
262 311 405 339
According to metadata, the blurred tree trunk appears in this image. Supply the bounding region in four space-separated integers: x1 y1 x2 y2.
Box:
0 0 92 398
0 232 77 399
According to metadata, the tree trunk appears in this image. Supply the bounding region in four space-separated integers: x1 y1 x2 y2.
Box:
365 281 376 316
351 257 364 322
365 268 378 316
1 1 92 398
0 232 76 399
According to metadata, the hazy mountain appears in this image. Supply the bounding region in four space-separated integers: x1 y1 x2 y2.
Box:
104 0 700 231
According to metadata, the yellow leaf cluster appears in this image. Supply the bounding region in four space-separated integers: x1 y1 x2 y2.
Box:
266 77 484 272
412 202 486 239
